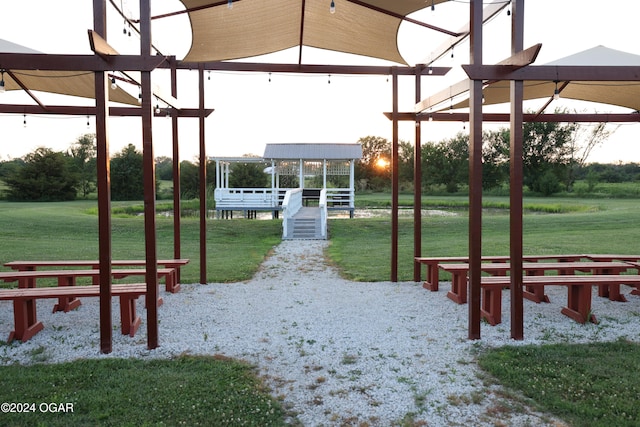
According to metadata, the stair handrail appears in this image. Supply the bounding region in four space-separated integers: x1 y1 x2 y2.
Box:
319 189 328 239
282 188 303 238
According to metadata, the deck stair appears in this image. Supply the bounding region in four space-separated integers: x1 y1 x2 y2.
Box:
284 207 324 240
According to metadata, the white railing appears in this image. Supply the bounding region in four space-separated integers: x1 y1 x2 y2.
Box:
281 188 303 238
214 188 278 209
319 189 328 239
326 188 354 209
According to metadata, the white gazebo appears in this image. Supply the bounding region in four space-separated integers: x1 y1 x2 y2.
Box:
213 143 362 238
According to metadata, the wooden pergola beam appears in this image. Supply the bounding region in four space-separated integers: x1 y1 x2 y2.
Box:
384 112 640 122
0 104 213 117
463 65 640 81
415 44 541 113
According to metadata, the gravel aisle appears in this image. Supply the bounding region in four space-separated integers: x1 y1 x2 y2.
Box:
1 240 639 425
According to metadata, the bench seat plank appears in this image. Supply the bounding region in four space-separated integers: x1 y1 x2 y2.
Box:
480 274 640 326
415 254 586 291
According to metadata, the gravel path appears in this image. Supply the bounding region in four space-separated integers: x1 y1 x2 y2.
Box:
2 240 640 425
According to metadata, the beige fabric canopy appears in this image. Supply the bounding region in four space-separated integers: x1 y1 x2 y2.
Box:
179 0 451 64
445 46 640 112
0 39 139 106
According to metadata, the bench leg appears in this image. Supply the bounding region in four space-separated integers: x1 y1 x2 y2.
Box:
53 276 82 313
598 284 626 302
447 273 467 304
9 298 44 343
119 295 142 337
422 263 439 291
481 287 502 325
561 284 597 324
165 270 180 293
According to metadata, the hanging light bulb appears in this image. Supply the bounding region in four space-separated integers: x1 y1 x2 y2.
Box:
138 89 142 104
431 0 435 11
0 70 5 93
227 0 233 9
328 74 331 84
23 114 27 128
553 81 560 100
111 76 117 90
507 1 512 16
428 113 433 122
428 66 433 75
155 102 161 115
86 115 90 128
330 0 336 14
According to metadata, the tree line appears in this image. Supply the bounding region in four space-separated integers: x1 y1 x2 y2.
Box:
0 119 638 202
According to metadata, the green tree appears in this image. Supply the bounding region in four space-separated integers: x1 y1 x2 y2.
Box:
229 158 268 188
522 120 575 194
155 156 174 181
355 136 391 190
482 129 510 190
68 133 97 199
426 133 469 193
179 158 215 199
110 144 145 201
4 147 79 201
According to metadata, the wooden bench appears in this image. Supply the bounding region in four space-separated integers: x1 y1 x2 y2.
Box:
0 268 174 312
3 259 189 293
480 274 640 326
415 254 586 291
0 283 148 343
440 261 634 304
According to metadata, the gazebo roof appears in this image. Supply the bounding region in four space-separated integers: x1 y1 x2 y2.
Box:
263 143 362 160
178 0 451 65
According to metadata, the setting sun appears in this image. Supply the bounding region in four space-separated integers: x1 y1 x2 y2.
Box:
376 157 390 169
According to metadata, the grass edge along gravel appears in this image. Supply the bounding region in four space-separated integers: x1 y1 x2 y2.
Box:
0 355 289 426
476 339 640 427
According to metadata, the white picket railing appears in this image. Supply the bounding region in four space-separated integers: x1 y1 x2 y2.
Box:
281 189 303 238
318 189 328 239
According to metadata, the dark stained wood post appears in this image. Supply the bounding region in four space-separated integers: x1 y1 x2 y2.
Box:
391 67 399 282
139 0 160 349
413 65 423 282
170 58 182 283
510 0 525 340
93 0 113 354
198 64 207 284
468 0 483 339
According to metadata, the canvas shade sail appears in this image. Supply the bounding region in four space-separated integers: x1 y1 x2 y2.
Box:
0 38 139 106
444 46 640 112
178 0 451 64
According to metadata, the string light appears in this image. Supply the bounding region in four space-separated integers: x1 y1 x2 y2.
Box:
330 0 336 14
553 81 560 100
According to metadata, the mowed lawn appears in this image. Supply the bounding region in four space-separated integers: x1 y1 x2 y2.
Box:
1 197 640 283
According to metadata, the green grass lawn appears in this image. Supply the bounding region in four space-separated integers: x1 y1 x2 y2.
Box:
0 200 281 284
328 196 640 281
1 195 640 426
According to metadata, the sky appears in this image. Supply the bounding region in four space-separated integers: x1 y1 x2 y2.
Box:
1 0 639 164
